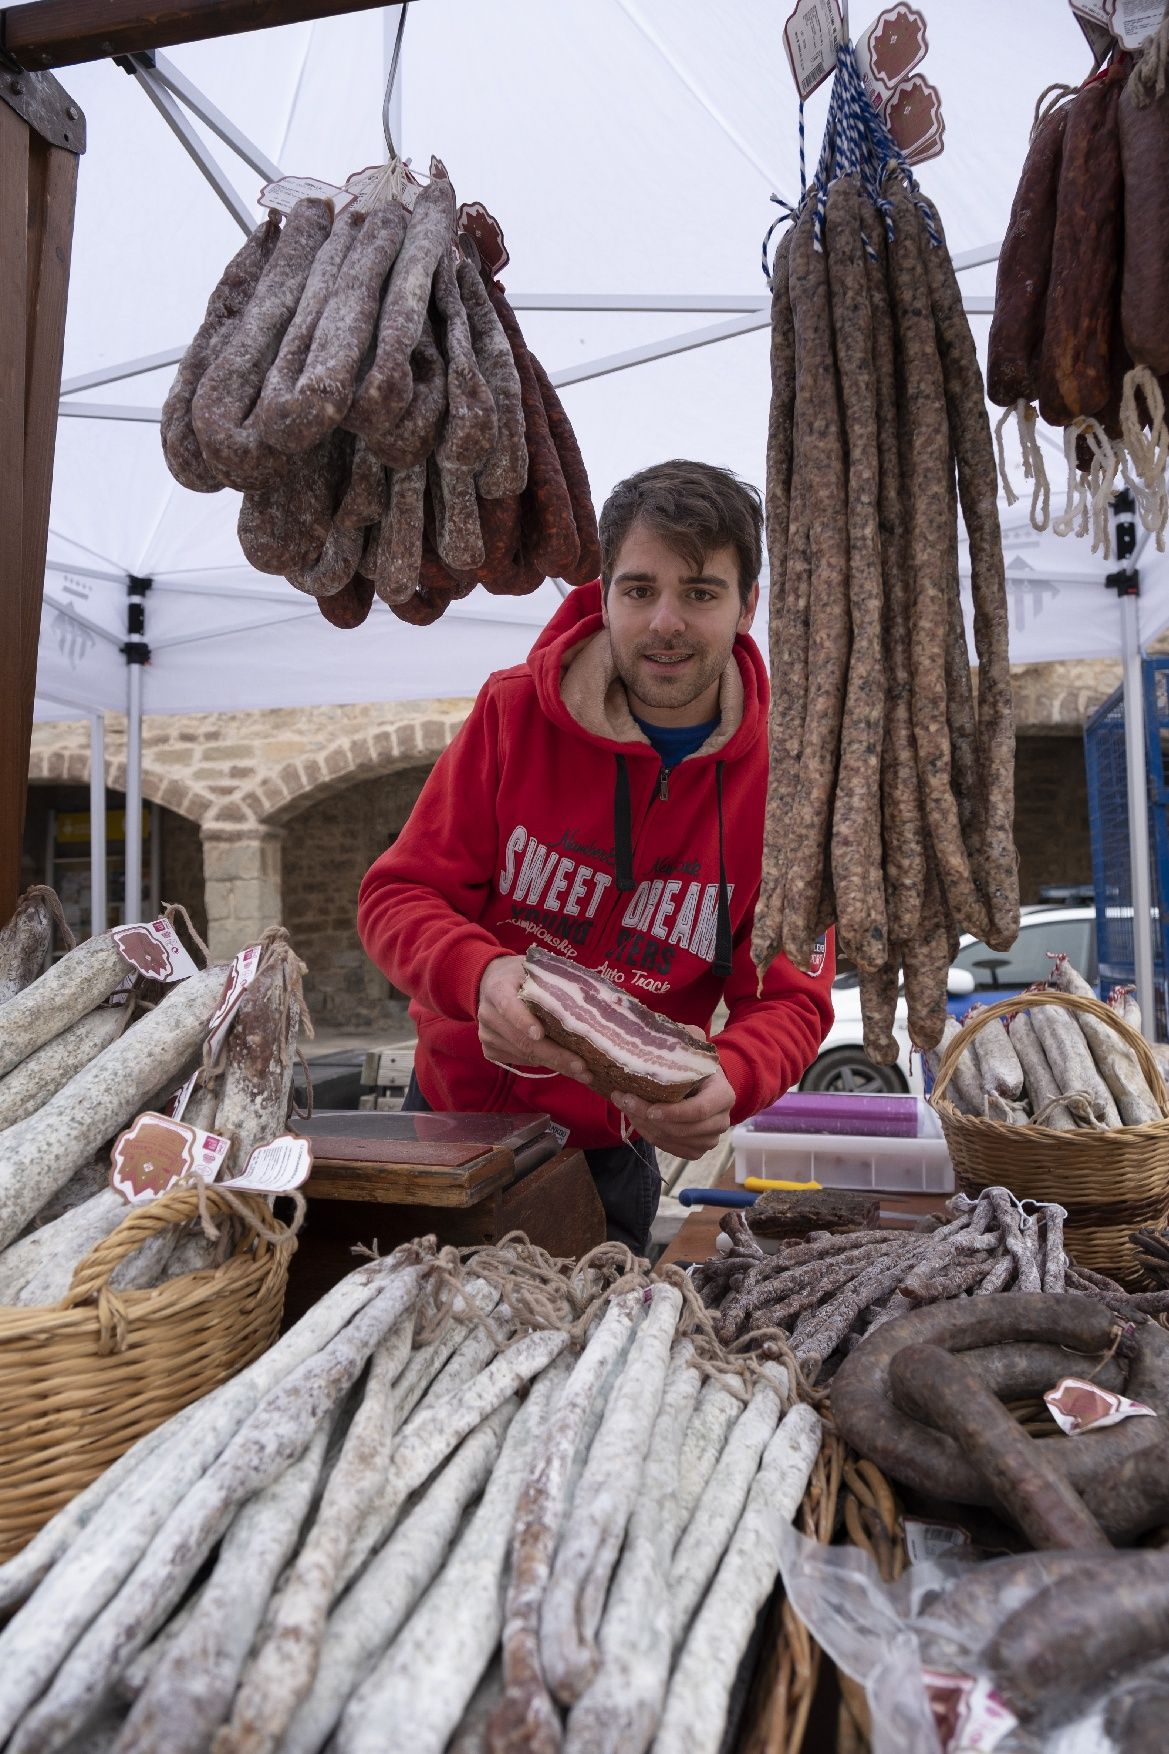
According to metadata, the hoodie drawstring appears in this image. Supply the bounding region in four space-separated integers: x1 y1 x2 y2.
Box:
613 754 636 893
714 761 733 979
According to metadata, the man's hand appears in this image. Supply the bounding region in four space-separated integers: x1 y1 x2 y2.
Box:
611 1042 735 1160
477 956 592 1084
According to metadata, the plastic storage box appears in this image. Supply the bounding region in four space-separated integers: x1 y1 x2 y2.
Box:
732 1121 954 1195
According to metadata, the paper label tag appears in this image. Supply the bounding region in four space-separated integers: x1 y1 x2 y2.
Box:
220 1133 313 1194
205 944 264 1062
258 173 346 214
107 971 136 1007
902 1517 972 1566
1114 0 1164 45
112 1113 195 1203
1070 0 1116 25
783 0 844 99
856 5 929 103
549 1121 570 1148
457 201 510 277
163 1071 199 1123
921 1671 1018 1754
112 919 199 984
1044 1374 1156 1434
886 72 944 162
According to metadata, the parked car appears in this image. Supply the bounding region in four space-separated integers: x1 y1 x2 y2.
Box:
802 906 1098 1096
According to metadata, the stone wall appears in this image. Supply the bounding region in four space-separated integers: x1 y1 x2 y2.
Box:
282 766 431 1030
28 699 471 959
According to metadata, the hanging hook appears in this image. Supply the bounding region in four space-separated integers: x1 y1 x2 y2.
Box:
382 3 410 161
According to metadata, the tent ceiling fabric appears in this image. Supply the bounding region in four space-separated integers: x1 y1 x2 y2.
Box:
27 0 1167 723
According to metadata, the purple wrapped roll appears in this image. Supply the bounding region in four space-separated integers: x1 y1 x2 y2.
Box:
750 1094 921 1138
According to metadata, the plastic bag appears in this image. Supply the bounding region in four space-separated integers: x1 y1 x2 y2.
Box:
774 1519 1141 1752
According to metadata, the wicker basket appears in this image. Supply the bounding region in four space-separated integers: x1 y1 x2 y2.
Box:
931 989 1169 1286
0 1183 295 1561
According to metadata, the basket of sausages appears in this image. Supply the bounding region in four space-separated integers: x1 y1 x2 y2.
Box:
929 962 1169 1286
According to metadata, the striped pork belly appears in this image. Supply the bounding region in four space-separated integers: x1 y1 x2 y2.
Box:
519 946 719 1103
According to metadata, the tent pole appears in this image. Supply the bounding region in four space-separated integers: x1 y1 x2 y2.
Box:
1121 591 1157 1038
89 710 107 937
123 577 150 924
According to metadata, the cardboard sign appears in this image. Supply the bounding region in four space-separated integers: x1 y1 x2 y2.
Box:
205 943 264 1062
220 1134 313 1195
112 919 199 984
783 0 844 99
856 4 929 104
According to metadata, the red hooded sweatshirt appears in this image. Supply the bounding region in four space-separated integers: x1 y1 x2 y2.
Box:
357 582 834 1148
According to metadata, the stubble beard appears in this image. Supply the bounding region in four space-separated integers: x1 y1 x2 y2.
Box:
609 634 726 711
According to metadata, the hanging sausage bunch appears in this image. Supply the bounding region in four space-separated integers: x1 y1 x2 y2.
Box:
990 18 1169 554
753 45 1018 1061
161 159 600 626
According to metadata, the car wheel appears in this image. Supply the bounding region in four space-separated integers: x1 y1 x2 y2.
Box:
800 1048 907 1096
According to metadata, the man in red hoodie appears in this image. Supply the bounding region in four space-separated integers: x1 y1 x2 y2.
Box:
358 459 834 1252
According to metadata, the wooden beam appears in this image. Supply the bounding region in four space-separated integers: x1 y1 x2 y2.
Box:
0 82 80 922
2 0 393 70
0 102 29 922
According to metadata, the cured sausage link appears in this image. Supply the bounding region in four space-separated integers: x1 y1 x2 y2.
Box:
162 214 282 491
192 197 333 492
776 205 850 973
887 1342 1110 1550
826 177 887 971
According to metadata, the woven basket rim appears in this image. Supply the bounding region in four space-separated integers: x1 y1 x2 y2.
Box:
0 1183 297 1347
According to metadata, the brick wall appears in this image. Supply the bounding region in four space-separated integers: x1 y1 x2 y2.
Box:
1013 733 1093 903
282 765 431 1031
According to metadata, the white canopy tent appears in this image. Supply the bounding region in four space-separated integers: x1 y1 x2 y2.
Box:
25 0 1165 1020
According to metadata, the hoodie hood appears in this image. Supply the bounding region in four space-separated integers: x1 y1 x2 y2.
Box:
527 580 768 764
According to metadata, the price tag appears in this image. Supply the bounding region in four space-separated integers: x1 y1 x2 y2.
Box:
220 1134 313 1195
902 1517 971 1566
162 1070 199 1123
205 944 264 1062
112 919 200 984
111 1113 229 1204
856 4 929 105
258 173 347 214
886 73 945 162
1045 1374 1156 1433
783 0 844 99
549 1121 570 1148
458 202 510 277
1113 0 1165 45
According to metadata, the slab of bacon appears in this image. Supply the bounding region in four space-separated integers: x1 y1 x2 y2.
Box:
519 946 719 1103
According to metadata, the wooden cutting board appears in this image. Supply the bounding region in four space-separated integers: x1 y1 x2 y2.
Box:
290 1112 555 1207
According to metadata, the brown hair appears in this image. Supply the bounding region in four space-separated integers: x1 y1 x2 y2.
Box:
599 459 763 606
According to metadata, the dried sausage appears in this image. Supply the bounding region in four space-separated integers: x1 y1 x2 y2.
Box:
192 197 333 491
987 106 1069 406
162 214 282 491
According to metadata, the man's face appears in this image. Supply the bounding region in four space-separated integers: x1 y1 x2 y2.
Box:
602 521 758 726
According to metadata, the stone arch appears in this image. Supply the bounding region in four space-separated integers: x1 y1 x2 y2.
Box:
27 746 219 825
243 711 468 827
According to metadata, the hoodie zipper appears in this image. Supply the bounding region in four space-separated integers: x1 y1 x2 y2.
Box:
657 764 669 803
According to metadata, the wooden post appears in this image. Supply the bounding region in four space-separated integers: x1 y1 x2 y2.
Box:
0 73 82 920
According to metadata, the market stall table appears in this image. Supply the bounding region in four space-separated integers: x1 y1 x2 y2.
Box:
655 1157 949 1273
